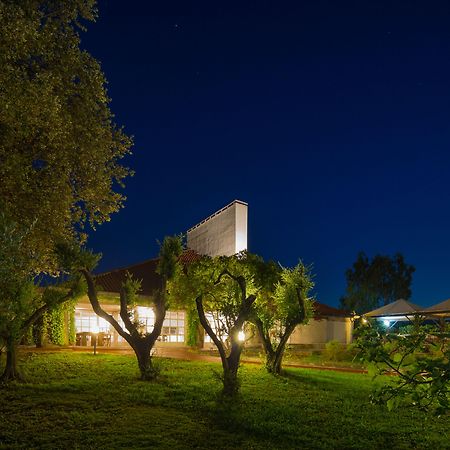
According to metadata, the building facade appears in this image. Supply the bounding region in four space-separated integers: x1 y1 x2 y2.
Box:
73 200 352 349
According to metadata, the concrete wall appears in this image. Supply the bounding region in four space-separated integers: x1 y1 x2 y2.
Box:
187 200 248 257
289 317 353 347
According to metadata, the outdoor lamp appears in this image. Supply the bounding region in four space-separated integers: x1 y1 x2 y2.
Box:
91 325 99 355
238 331 245 342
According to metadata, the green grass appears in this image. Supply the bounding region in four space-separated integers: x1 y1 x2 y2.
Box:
238 347 366 369
0 352 448 449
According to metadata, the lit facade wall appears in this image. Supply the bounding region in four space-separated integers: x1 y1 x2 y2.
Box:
74 303 186 346
288 317 353 347
187 200 248 257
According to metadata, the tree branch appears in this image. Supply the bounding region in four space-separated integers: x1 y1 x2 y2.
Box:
81 269 131 343
196 295 228 371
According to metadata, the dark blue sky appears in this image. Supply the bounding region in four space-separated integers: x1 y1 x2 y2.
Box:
84 0 450 307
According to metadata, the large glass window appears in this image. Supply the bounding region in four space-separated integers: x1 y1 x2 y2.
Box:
161 311 185 343
136 306 155 333
136 308 184 343
204 312 228 343
75 309 111 333
75 308 185 344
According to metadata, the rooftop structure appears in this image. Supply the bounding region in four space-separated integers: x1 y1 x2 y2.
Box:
187 200 248 257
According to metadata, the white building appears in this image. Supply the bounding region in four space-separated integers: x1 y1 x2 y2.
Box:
74 200 352 348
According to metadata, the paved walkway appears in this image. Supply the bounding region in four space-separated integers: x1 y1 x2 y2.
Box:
21 345 368 374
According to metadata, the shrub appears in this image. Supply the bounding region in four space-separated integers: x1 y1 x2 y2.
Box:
324 341 357 361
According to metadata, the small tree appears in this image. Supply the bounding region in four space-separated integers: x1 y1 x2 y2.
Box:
174 252 259 396
355 319 450 415
0 212 81 382
253 262 314 374
341 252 415 314
61 236 183 380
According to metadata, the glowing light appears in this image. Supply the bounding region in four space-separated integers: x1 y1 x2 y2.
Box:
361 317 368 324
383 320 390 327
238 331 245 342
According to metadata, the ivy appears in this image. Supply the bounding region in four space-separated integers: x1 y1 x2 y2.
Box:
186 307 201 348
30 298 76 347
47 306 65 345
67 306 76 345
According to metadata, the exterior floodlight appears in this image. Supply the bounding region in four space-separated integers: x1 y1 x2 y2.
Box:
238 331 245 342
383 320 390 327
361 317 368 325
91 325 99 355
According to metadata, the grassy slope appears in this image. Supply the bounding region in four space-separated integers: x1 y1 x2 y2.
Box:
0 352 448 449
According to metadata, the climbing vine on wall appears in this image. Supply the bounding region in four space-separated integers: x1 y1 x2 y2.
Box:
32 300 76 346
186 307 202 347
33 313 49 347
47 306 65 345
67 305 76 345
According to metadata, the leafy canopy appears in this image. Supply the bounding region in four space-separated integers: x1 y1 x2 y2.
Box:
0 0 133 273
341 252 415 314
355 320 449 415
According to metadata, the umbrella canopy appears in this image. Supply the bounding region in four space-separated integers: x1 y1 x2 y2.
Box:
365 299 423 320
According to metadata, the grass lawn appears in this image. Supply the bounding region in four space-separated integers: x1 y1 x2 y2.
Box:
0 351 448 449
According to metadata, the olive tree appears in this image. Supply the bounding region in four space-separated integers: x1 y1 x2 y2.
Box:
60 236 183 381
173 252 260 396
0 212 82 382
253 262 314 374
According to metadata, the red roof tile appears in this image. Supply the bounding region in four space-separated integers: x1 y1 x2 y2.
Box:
95 252 350 318
313 301 351 318
94 250 200 297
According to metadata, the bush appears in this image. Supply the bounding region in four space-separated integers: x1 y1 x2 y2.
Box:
324 341 357 361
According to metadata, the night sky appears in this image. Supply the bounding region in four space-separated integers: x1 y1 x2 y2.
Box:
83 1 450 308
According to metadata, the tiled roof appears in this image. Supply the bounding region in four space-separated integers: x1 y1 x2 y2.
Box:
95 253 350 318
94 249 200 297
313 302 351 318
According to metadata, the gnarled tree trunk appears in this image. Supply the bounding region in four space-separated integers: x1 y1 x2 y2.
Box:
1 337 22 382
82 269 165 381
132 340 158 381
255 318 297 375
196 284 256 397
1 300 62 383
222 341 243 396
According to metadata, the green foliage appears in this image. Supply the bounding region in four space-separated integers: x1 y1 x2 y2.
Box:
0 0 131 378
254 262 314 354
157 235 183 281
67 306 76 345
341 252 415 313
186 307 201 347
174 251 258 346
0 211 38 343
324 341 358 362
123 272 141 308
32 314 49 347
22 326 34 346
0 0 133 274
355 320 450 414
55 242 101 274
273 263 315 327
0 352 448 449
47 307 65 345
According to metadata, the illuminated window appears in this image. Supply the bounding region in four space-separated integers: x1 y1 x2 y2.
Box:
136 306 155 333
160 311 185 343
75 309 111 333
204 312 228 343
